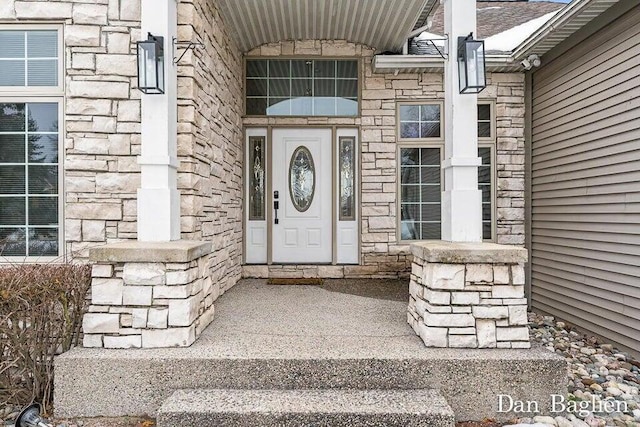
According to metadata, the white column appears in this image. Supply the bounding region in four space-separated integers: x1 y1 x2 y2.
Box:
137 0 180 241
442 0 483 242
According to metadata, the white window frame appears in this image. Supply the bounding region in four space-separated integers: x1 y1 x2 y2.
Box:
0 24 65 95
0 24 65 262
396 101 496 243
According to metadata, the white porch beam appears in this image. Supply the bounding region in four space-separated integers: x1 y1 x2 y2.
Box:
442 0 483 242
138 0 180 242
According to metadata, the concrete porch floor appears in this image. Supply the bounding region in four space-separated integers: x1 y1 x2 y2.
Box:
55 279 567 421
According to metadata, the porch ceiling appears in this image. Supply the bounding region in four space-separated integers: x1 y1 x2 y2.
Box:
217 0 436 53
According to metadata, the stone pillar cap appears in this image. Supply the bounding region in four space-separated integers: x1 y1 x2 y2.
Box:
89 240 212 263
410 241 528 264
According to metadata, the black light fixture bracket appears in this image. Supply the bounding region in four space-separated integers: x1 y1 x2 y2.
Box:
414 35 449 59
172 37 205 64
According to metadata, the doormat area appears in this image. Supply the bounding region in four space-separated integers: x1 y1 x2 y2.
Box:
267 278 324 286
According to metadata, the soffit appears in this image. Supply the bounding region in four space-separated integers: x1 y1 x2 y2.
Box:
217 0 437 53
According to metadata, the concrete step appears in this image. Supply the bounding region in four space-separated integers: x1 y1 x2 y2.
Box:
157 388 455 427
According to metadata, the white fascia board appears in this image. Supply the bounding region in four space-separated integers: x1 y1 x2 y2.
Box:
372 54 518 73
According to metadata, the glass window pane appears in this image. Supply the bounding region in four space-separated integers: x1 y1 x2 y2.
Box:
29 165 58 194
478 166 491 183
28 197 58 225
248 136 265 221
269 78 290 97
399 105 419 121
401 221 420 240
27 103 58 132
0 197 26 224
400 122 419 139
421 223 441 240
0 166 25 194
421 166 440 184
0 103 26 131
246 79 267 96
313 98 335 116
401 185 420 203
314 79 335 97
269 60 290 78
478 104 491 121
267 98 291 115
401 204 420 221
290 97 313 116
0 228 26 256
479 147 491 164
336 98 358 116
291 60 313 78
482 204 491 222
478 122 491 138
246 60 267 78
336 61 357 78
483 222 492 240
28 227 58 256
420 105 440 121
420 122 440 138
246 98 267 116
422 204 441 222
336 80 357 98
339 137 355 221
400 149 419 166
0 60 25 86
421 185 440 203
27 31 58 58
289 146 315 212
0 135 26 163
0 31 25 58
400 167 419 184
29 134 58 163
481 185 491 203
291 79 312 97
314 60 335 78
421 148 440 166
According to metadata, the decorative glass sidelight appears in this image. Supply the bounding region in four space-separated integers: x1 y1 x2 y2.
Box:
289 146 315 212
339 137 355 221
248 136 265 220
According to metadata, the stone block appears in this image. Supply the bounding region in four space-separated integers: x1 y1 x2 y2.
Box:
466 264 493 283
120 0 141 21
153 284 191 299
67 203 122 220
168 295 200 326
512 265 525 285
123 263 166 285
117 100 141 122
448 327 476 335
492 285 524 299
83 313 120 334
417 323 447 347
123 286 153 306
142 326 196 348
424 264 465 290
493 266 510 284
508 305 528 325
108 32 131 54
147 308 169 329
166 268 197 285
92 264 113 278
82 220 106 241
423 288 451 305
96 54 137 76
132 308 148 328
68 81 130 99
317 266 344 278
424 313 475 328
65 25 101 47
472 306 509 319
496 327 529 342
73 3 108 24
451 292 480 305
92 278 123 305
449 335 478 348
104 335 141 349
83 334 103 348
477 319 497 348
15 1 72 18
0 2 15 19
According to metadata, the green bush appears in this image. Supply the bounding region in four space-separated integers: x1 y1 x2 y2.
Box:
0 262 91 414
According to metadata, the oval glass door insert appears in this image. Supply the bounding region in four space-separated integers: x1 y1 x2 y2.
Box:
289 146 315 212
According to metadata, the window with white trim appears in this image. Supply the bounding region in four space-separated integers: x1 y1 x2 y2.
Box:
398 102 495 241
0 26 63 258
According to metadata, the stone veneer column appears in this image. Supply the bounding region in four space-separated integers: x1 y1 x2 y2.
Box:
82 241 216 348
408 242 530 349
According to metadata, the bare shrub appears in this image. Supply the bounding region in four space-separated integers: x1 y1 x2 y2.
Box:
0 262 91 414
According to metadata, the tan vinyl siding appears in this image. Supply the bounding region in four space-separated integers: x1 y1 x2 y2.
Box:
530 5 640 355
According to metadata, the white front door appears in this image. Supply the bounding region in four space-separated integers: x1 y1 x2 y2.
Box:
272 128 332 263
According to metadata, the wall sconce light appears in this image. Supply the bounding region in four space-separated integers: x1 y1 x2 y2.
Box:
137 33 165 94
457 33 487 94
15 404 53 427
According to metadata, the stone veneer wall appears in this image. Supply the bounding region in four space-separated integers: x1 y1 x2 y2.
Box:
244 40 525 277
1 0 243 293
176 0 244 294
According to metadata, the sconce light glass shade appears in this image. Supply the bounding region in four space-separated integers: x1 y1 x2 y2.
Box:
137 33 165 94
457 34 486 94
